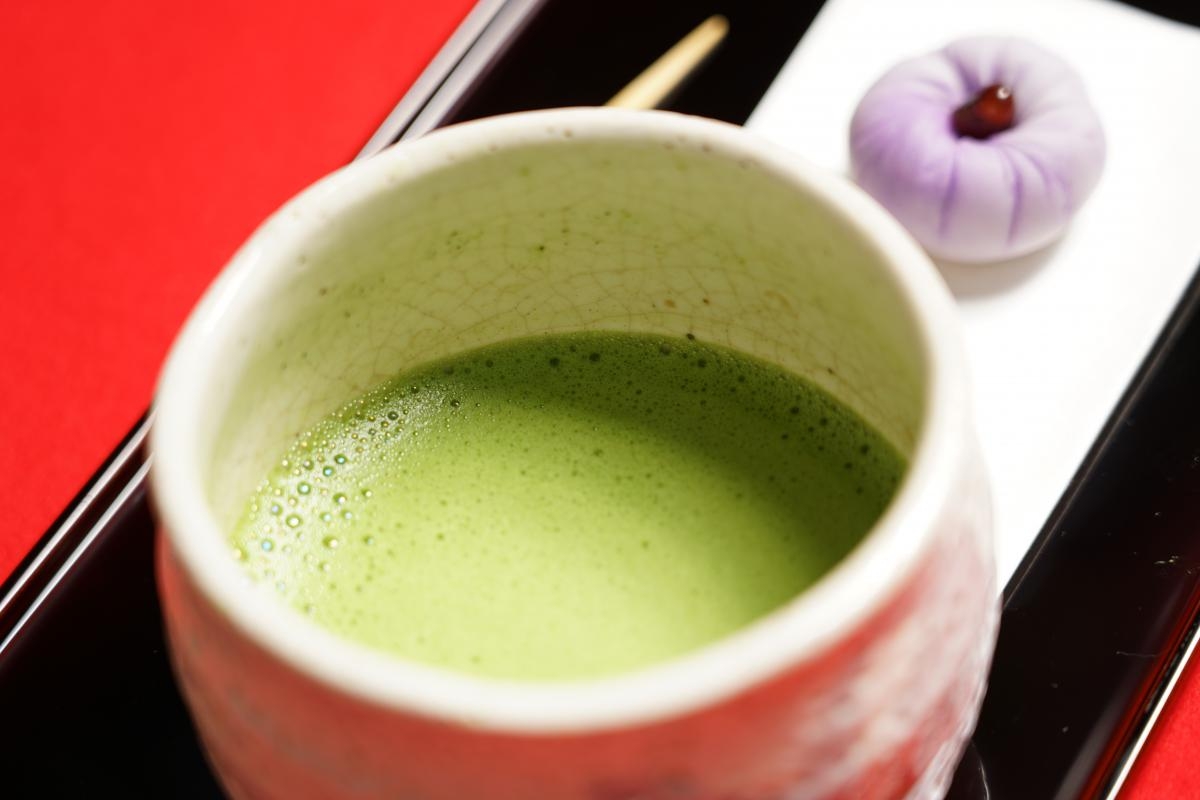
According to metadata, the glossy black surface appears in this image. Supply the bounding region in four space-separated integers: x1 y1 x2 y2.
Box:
2 1 1199 797
446 1 822 124
947 265 1200 799
0 478 221 797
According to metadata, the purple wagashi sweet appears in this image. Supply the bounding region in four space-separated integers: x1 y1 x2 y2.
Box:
850 36 1106 263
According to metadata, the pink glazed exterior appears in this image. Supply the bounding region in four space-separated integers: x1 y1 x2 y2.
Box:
158 464 992 800
151 109 997 800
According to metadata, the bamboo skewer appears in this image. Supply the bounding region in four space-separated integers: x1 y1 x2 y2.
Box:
605 15 729 110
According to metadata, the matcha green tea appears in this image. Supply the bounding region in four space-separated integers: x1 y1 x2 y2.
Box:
231 332 905 681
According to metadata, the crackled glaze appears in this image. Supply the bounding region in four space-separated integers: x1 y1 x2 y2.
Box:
151 109 996 799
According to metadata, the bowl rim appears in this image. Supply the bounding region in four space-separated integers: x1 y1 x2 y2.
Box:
150 107 974 733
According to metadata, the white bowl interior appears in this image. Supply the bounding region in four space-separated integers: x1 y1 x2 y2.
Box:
197 122 928 531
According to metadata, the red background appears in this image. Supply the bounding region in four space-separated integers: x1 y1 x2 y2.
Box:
0 1 1192 795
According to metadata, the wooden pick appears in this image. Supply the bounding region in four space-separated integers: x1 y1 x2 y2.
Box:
606 15 729 110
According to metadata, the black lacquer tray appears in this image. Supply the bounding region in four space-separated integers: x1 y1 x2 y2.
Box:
2 1 1198 797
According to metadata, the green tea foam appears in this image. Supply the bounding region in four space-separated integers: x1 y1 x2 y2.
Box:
230 332 905 681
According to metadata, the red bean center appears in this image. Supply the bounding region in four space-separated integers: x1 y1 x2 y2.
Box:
952 84 1015 139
